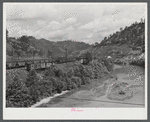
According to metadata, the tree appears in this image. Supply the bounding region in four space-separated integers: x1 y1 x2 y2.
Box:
84 51 92 64
6 29 8 38
104 37 107 40
33 50 38 59
47 50 53 58
120 27 123 31
6 29 9 42
141 18 143 23
15 49 23 60
18 35 29 43
95 42 99 45
26 69 39 87
38 49 44 57
29 47 38 59
18 35 30 51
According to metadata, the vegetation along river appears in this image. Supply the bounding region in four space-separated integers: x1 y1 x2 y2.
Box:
34 64 145 108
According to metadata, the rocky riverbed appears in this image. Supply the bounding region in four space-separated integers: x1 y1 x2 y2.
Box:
36 64 145 108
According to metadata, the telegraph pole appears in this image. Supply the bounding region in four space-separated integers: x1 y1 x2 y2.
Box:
51 52 53 65
65 48 68 66
12 47 14 61
32 49 34 59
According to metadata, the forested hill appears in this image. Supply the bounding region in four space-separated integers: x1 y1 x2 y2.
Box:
6 35 91 60
6 20 145 61
92 20 145 59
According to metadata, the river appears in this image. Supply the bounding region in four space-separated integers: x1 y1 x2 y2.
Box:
34 64 145 108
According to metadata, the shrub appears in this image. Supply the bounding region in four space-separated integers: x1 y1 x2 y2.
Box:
6 75 34 107
62 82 67 91
6 75 23 98
73 66 81 77
80 76 86 85
85 77 90 84
25 69 39 87
50 77 58 93
80 76 89 85
55 69 64 78
72 82 78 90
67 68 74 78
44 67 55 77
84 51 92 64
28 85 39 103
71 77 82 87
6 92 33 107
44 80 53 95
56 81 64 93
64 77 72 90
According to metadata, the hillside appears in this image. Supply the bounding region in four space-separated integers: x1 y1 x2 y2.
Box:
6 20 145 63
6 36 91 61
91 20 145 59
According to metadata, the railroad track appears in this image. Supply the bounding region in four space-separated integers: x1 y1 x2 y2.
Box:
6 56 86 70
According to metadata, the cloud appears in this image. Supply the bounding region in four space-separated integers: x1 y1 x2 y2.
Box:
6 4 58 20
5 3 147 43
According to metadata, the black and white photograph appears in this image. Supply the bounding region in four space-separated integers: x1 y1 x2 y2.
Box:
3 2 147 119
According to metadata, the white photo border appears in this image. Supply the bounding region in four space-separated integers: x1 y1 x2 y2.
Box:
3 2 148 120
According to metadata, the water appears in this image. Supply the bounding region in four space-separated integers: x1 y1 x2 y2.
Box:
30 91 69 108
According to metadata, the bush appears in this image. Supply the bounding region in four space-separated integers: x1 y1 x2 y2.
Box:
62 82 67 91
44 67 55 77
6 75 34 107
81 76 90 85
73 66 81 77
6 75 23 98
64 77 72 90
6 92 33 107
85 77 90 84
72 82 78 90
55 69 64 78
25 69 40 87
67 68 75 78
50 77 58 93
84 51 92 64
56 81 64 93
71 77 82 87
28 85 39 103
44 80 53 95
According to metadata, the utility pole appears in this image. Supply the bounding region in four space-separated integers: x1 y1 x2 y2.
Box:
32 49 34 60
65 48 68 66
12 47 14 61
51 52 53 65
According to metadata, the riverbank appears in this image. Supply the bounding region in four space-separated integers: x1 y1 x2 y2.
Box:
36 64 145 108
31 91 69 108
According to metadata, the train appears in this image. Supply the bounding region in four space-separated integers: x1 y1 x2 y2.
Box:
6 56 87 70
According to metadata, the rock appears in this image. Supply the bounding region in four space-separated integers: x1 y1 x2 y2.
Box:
107 82 133 101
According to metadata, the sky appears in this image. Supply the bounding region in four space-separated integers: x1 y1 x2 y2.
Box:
5 3 146 44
